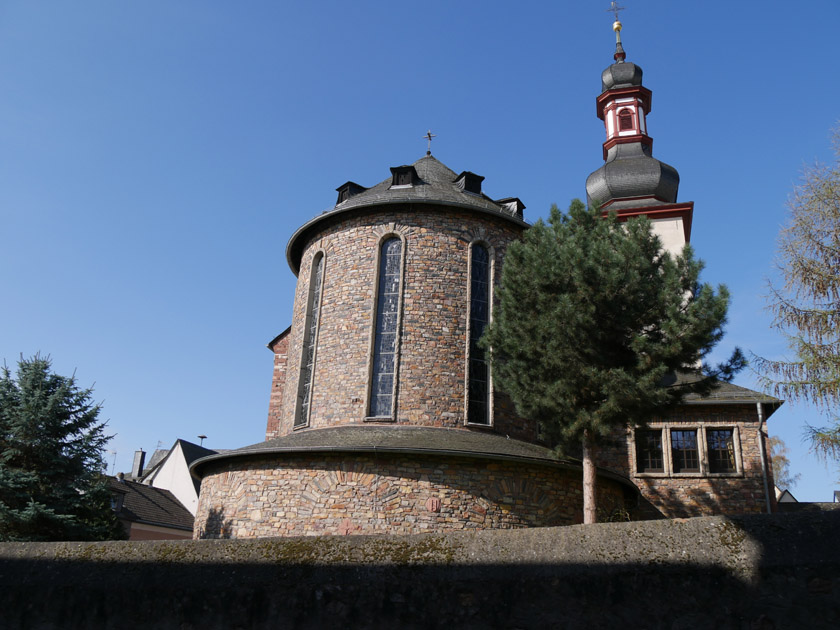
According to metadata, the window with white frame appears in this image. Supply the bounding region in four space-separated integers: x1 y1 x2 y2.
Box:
618 107 634 131
634 425 741 476
707 429 736 473
635 429 664 473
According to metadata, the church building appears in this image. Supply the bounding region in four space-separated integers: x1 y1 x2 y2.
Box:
191 17 780 539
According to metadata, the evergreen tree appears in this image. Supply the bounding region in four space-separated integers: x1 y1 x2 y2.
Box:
754 126 840 462
0 355 124 541
482 201 743 523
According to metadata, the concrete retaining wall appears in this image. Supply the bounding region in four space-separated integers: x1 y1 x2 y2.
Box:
1 512 838 629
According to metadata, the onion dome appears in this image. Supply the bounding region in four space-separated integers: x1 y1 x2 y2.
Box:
601 61 643 92
585 18 681 210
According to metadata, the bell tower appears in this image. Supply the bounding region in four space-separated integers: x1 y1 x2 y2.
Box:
585 10 693 256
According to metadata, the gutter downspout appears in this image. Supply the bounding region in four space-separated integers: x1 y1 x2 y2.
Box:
756 402 773 514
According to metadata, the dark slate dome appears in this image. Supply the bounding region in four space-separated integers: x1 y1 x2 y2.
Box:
286 154 527 273
586 142 680 210
601 61 643 92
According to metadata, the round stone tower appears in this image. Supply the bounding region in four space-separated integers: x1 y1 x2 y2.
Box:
191 153 635 538
279 154 531 438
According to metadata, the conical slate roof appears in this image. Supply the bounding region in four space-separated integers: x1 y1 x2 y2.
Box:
286 154 526 273
336 155 510 214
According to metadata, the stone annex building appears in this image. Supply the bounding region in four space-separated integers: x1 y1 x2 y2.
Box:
191 21 781 538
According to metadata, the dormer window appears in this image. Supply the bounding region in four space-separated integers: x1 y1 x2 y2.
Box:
496 197 525 219
454 171 485 195
335 181 366 205
618 108 634 131
390 166 418 188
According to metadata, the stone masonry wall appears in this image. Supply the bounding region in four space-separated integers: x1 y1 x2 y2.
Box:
2 512 838 629
194 453 630 538
597 404 775 518
265 330 289 441
279 206 535 441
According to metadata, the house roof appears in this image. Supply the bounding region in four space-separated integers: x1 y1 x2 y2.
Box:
670 372 783 416
141 439 217 494
143 448 170 475
286 154 528 274
267 325 292 351
177 439 217 466
109 478 194 531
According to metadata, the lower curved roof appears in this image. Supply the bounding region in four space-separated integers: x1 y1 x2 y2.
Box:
189 425 636 490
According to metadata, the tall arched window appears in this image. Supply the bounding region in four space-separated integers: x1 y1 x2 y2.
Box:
295 253 324 427
467 243 491 425
369 237 403 417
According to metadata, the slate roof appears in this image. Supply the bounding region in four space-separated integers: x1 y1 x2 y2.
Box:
666 372 783 414
601 60 643 92
141 439 217 494
109 478 194 532
143 448 169 474
286 154 527 273
586 143 681 210
189 425 636 490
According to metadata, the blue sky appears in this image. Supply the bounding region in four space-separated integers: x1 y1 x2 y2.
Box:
1 1 837 501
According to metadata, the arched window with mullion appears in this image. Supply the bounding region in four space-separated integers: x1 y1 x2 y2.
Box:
467 243 491 425
368 237 403 418
295 253 324 427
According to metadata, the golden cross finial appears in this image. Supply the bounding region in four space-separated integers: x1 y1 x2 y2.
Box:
424 129 437 155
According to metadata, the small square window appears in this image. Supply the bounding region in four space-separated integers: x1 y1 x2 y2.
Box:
671 429 699 473
636 430 664 473
707 429 736 473
390 166 418 187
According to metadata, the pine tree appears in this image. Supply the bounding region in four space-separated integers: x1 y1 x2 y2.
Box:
482 201 743 523
754 126 840 462
0 355 125 541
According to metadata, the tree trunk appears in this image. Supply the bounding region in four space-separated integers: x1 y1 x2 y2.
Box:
582 430 598 524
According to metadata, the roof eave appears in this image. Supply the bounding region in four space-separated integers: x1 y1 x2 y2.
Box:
189 443 636 491
285 199 529 275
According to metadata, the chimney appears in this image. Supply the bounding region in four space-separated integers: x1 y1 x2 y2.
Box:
131 449 146 478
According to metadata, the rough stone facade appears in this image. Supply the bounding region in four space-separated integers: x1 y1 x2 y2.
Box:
194 453 630 538
265 328 289 441
194 153 779 540
596 404 776 517
275 205 532 440
5 513 838 629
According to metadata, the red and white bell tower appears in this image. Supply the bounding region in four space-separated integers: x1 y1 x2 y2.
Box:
585 12 694 257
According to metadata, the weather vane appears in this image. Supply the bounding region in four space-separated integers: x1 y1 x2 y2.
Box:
607 1 626 61
424 129 436 155
606 2 625 21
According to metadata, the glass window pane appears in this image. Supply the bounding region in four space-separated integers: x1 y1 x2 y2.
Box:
707 429 736 473
296 255 324 426
671 429 699 473
636 430 663 472
369 238 402 416
468 244 491 425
